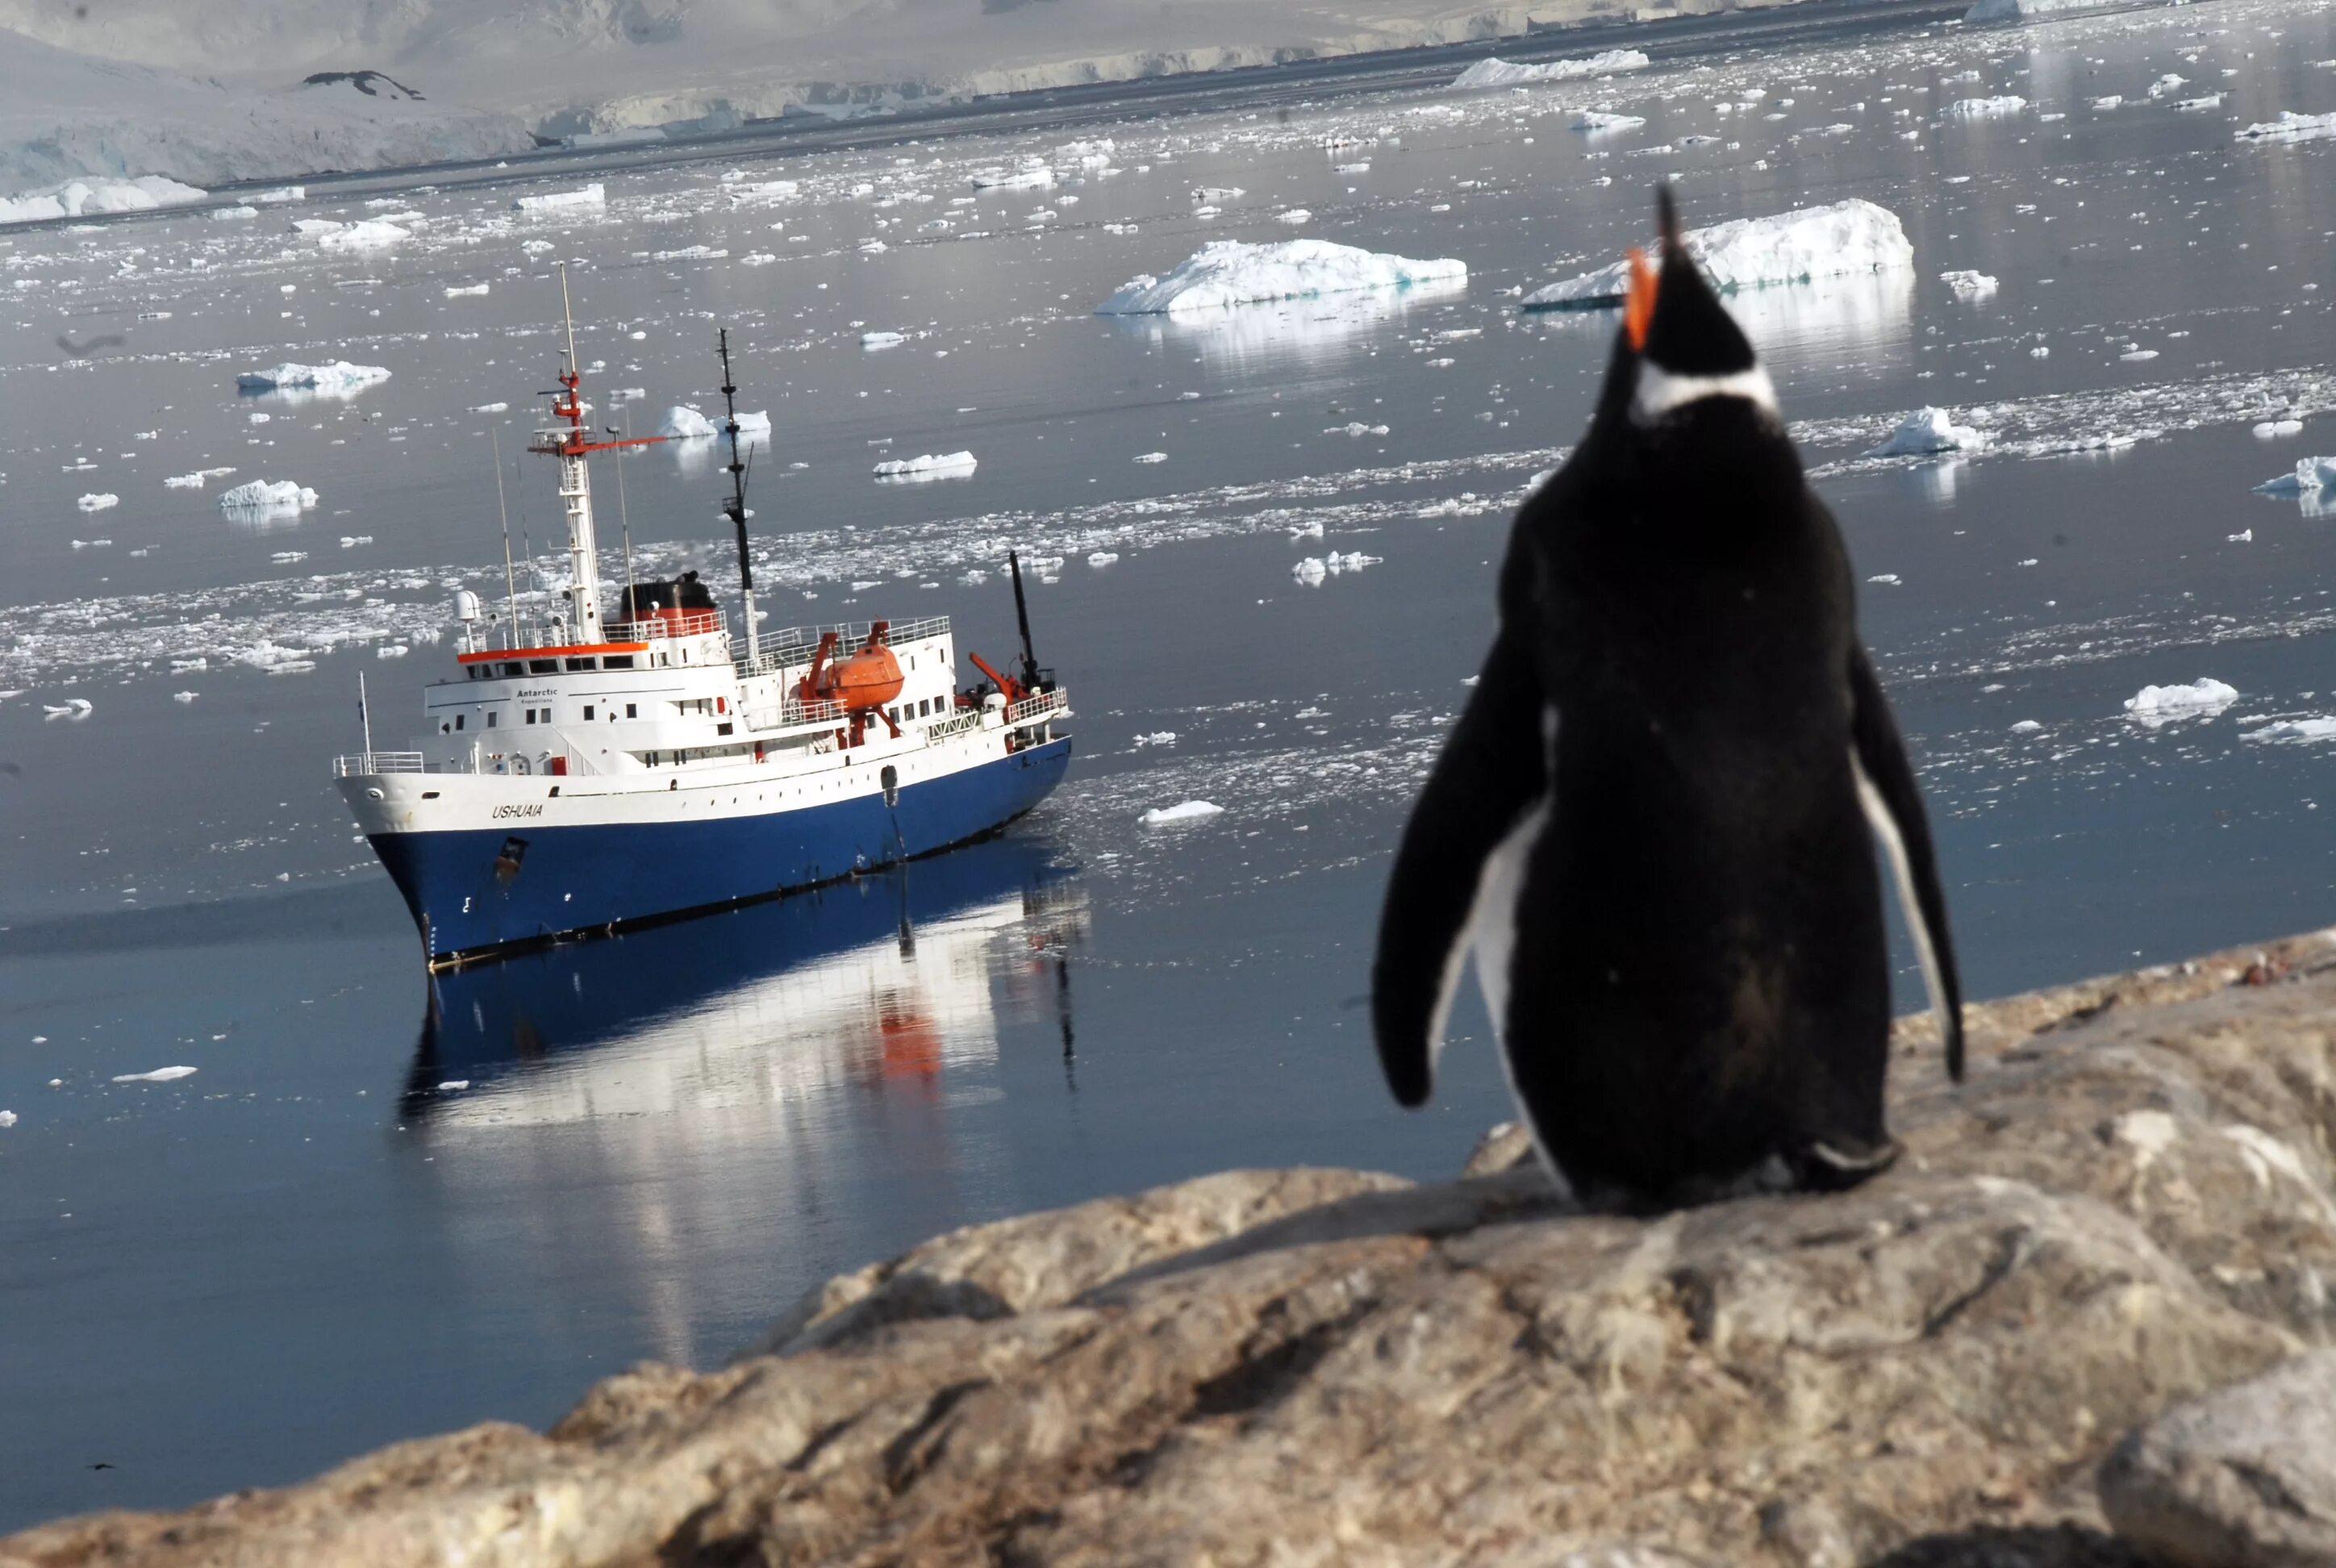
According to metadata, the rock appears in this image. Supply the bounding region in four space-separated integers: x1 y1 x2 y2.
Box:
2097 1349 2336 1566
1462 1116 1537 1175
10 927 2336 1567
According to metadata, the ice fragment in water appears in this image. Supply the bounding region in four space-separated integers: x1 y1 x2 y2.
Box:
1944 96 2027 119
1451 50 1650 90
874 451 978 480
1141 800 1224 826
75 493 119 511
2237 111 2336 144
2123 679 2238 717
2253 457 2336 495
219 479 319 515
1525 200 1911 309
1940 269 1998 300
236 361 390 394
1097 240 1465 315
1865 407 1988 457
513 183 605 212
112 1065 198 1083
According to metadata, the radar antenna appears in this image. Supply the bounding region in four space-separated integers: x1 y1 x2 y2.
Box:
716 328 759 663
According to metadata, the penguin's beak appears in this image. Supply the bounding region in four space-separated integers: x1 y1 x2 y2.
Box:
1623 247 1659 352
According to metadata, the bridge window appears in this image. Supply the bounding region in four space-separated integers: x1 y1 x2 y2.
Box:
486 712 499 728
454 714 466 731
716 722 734 736
467 665 486 681
565 657 597 672
499 662 524 678
583 706 595 721
603 654 635 669
529 659 559 674
524 708 539 725
624 703 637 719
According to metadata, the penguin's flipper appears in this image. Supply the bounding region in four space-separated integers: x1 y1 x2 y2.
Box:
1847 643 1967 1082
1372 632 1550 1107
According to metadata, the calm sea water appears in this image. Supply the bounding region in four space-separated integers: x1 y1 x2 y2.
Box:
6 0 2336 1527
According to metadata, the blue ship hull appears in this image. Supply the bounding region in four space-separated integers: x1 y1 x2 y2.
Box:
370 736 1072 965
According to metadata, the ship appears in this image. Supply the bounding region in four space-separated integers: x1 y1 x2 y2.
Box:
333 273 1073 970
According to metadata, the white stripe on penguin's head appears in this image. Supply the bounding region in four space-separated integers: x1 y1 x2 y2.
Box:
1626 186 1778 427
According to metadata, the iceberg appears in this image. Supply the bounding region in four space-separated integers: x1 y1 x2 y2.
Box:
874 451 978 481
659 406 771 440
75 493 119 512
0 174 205 226
1940 269 1999 300
2124 679 2238 719
1141 800 1224 826
314 219 409 250
1571 111 1647 134
1944 96 2028 120
1098 240 1466 315
1451 51 1650 90
2236 111 2336 144
1865 407 1988 458
236 361 391 395
219 479 319 516
2253 456 2336 495
1525 199 1912 311
514 183 606 212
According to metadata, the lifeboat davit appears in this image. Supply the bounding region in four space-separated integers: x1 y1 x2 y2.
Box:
802 623 905 712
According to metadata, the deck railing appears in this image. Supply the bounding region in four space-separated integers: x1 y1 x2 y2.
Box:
1007 688 1070 726
333 752 427 778
605 608 726 643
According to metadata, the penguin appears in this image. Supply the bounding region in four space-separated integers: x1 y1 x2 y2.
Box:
1371 189 1963 1203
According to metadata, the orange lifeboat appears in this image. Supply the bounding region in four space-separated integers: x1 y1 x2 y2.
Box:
800 623 905 713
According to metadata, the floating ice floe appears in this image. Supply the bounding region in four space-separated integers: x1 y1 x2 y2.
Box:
1133 731 1177 748
1525 199 1911 310
2124 679 2238 719
515 183 606 212
444 282 490 298
1134 451 1167 464
2236 111 2336 144
315 219 410 251
860 330 909 348
1141 800 1224 826
219 479 319 516
75 493 119 511
1277 209 1312 225
1098 239 1466 315
1865 407 1989 458
1944 96 2028 120
874 451 978 481
236 361 391 394
172 690 198 703
2245 717 2336 744
0 1110 14 1128
112 1065 198 1083
1451 50 1651 90
0 175 206 226
1293 551 1383 583
42 698 93 720
1940 269 1999 300
1571 111 1647 134
1087 551 1120 567
972 163 1054 190
657 406 771 440
2255 419 2305 439
2010 719 2044 733
2253 457 2336 496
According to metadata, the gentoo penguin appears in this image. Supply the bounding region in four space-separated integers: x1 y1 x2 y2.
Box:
1372 190 1963 1203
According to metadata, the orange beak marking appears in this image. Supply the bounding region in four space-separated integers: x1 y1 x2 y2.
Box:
1624 246 1658 352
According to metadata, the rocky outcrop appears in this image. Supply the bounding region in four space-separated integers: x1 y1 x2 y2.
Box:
2097 1348 2336 1566
7 931 2336 1567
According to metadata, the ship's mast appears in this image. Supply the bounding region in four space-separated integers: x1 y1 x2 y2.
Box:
531 265 665 645
716 329 760 664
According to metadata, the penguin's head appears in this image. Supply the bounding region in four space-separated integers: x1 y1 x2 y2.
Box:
1597 186 1780 436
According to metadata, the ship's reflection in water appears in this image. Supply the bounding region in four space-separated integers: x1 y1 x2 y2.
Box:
396 835 1088 1366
